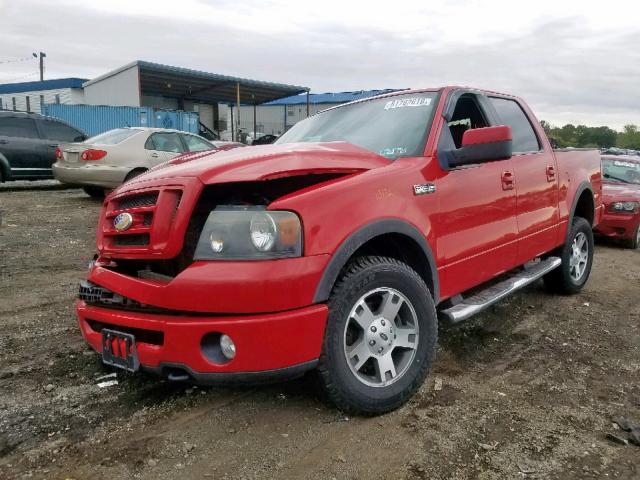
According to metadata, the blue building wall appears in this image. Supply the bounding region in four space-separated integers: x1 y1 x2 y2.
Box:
43 104 199 136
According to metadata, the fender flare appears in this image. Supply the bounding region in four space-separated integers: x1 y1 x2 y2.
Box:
567 181 595 236
0 153 10 181
313 218 440 305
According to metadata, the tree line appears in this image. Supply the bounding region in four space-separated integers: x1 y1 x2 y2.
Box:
539 121 640 150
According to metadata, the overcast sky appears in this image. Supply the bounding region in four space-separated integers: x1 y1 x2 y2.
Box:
1 0 638 129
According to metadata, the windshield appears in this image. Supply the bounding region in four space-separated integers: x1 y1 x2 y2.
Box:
275 92 438 159
86 128 142 145
602 158 640 185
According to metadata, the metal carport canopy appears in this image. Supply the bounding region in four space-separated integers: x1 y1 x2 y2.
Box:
136 60 308 105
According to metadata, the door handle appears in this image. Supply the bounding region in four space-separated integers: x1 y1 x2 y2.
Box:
0 139 8 144
150 153 159 158
546 165 556 182
501 171 515 191
48 144 58 148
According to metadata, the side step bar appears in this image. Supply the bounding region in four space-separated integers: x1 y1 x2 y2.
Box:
439 257 562 324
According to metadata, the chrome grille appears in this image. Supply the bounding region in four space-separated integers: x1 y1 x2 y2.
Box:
103 188 183 253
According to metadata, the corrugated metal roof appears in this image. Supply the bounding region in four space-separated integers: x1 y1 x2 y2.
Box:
84 60 309 105
0 78 87 94
264 89 402 105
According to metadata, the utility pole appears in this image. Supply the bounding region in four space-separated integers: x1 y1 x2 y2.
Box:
236 82 241 143
38 52 46 81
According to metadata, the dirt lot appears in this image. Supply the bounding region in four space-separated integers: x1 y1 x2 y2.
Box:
0 185 639 480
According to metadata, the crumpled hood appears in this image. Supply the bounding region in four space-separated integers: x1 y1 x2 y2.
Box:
603 182 640 203
134 141 390 185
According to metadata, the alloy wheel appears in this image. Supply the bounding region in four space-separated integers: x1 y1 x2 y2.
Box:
343 288 419 387
569 232 589 281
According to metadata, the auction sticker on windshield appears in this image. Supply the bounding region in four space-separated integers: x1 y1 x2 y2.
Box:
614 161 639 168
380 147 408 158
384 97 432 110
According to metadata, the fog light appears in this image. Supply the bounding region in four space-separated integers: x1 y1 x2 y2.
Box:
220 334 236 360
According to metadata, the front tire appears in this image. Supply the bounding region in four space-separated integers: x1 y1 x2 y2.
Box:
624 224 640 249
544 217 594 294
317 256 437 415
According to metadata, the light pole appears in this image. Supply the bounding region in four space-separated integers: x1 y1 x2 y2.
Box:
33 52 46 81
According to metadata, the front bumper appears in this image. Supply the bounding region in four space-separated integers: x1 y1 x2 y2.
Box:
594 212 640 239
77 300 328 381
52 162 130 188
88 254 330 313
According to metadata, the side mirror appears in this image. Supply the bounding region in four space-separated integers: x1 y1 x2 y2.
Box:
74 135 87 143
450 125 512 167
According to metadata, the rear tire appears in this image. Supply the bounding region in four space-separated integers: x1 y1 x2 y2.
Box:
83 186 105 198
544 217 594 294
124 169 146 183
317 256 437 415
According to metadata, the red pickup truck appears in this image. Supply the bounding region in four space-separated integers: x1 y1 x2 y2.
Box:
77 87 603 414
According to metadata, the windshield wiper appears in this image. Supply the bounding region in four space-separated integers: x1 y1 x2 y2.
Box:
604 173 631 184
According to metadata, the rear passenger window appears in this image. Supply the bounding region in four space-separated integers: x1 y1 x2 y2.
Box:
39 120 83 141
0 116 39 138
147 133 183 153
489 97 541 153
88 128 141 145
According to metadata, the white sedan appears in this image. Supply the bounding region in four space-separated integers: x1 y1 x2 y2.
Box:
52 127 217 197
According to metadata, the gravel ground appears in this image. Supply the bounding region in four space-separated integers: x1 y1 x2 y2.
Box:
0 179 69 193
0 185 639 480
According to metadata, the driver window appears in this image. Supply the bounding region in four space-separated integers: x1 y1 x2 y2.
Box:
447 96 489 148
437 94 491 168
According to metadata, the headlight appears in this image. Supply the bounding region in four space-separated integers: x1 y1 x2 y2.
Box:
193 206 303 260
250 212 277 252
610 201 639 213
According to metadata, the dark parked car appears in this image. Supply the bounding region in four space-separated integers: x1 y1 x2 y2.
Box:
0 111 86 182
212 141 245 150
251 133 279 145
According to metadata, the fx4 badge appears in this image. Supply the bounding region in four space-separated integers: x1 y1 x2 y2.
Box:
413 184 436 196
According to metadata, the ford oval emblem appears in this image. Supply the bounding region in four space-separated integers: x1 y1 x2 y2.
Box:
113 213 133 231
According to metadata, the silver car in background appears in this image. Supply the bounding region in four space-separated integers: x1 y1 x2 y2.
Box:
52 127 216 197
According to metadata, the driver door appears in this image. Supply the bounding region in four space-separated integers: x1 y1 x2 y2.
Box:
0 115 48 178
435 92 519 295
